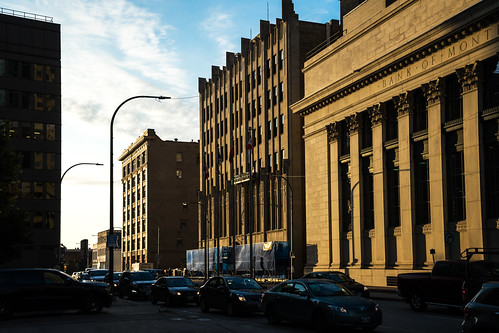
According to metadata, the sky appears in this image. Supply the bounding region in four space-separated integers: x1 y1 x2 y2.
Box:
1 0 340 249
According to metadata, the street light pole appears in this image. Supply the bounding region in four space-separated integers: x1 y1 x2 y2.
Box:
61 162 103 181
60 162 103 268
109 95 170 285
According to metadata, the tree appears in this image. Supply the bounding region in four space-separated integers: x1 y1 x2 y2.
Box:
0 122 30 264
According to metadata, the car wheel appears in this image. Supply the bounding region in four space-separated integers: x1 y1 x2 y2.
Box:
312 312 327 333
151 294 158 305
409 292 427 312
225 301 236 316
264 304 280 324
0 299 13 320
83 294 103 314
200 298 209 313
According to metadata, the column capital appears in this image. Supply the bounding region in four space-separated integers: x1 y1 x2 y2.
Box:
422 78 443 106
369 103 384 127
456 62 479 92
326 122 340 142
393 92 412 117
347 113 361 133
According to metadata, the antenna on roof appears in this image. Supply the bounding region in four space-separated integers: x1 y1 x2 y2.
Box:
267 2 269 21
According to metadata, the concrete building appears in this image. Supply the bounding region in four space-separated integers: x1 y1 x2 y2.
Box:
0 8 61 268
197 0 340 278
92 231 121 271
292 0 499 286
119 129 199 271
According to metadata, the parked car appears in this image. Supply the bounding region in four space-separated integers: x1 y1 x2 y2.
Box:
198 276 265 316
262 279 382 332
302 271 370 297
462 282 499 333
0 268 112 319
151 276 199 306
104 272 123 294
87 269 109 283
117 271 155 299
145 269 165 280
397 259 499 311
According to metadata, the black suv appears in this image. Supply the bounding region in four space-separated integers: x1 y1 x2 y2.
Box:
0 268 112 319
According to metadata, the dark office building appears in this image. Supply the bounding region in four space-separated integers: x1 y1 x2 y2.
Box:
0 8 61 268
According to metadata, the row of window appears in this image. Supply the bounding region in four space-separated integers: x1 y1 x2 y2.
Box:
122 151 147 177
0 89 58 112
22 151 57 170
2 120 57 141
18 181 57 200
0 58 58 83
32 211 57 230
202 49 284 122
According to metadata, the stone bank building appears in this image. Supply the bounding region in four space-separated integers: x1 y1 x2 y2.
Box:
292 0 499 286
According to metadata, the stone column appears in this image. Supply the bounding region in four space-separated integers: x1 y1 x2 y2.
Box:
422 79 446 262
456 63 484 250
369 104 387 269
348 113 362 266
327 123 342 269
393 92 415 269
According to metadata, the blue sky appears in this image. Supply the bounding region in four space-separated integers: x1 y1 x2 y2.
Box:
1 0 340 249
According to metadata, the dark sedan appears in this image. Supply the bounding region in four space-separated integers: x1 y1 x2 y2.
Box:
199 276 264 316
151 276 199 306
302 271 370 298
262 279 382 332
117 271 156 300
0 268 112 319
462 282 499 333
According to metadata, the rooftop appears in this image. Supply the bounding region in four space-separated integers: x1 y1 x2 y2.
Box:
0 7 53 23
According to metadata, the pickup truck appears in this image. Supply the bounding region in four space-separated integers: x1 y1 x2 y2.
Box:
397 249 499 311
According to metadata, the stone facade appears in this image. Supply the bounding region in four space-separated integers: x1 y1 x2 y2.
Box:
292 0 499 286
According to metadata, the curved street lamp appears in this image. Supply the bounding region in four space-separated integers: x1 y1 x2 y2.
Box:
61 162 104 181
109 95 170 284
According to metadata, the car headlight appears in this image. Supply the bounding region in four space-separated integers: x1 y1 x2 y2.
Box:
328 305 348 313
235 293 246 302
364 286 368 291
170 290 182 296
375 304 381 312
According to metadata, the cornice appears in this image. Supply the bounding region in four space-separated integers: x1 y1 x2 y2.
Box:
297 4 499 118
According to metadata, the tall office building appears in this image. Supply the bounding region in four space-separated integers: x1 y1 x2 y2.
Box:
0 8 61 268
119 129 199 270
293 0 499 286
196 0 340 278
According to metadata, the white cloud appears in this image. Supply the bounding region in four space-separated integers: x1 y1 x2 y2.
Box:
200 9 237 64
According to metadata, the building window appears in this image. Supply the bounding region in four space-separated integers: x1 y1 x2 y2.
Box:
176 169 182 179
279 82 284 102
176 152 182 163
267 120 272 139
484 119 499 219
482 56 499 110
413 88 428 133
280 114 284 134
386 149 400 227
362 157 374 230
414 141 430 225
278 50 283 70
361 111 372 149
341 163 351 232
273 117 278 137
446 131 466 222
257 66 262 85
445 74 462 123
340 121 350 157
385 100 398 142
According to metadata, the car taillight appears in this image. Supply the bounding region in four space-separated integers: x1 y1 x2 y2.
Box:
462 287 468 302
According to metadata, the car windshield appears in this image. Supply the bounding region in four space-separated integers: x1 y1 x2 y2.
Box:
226 277 262 290
130 271 154 281
308 282 351 297
323 272 352 282
165 278 195 287
88 270 108 278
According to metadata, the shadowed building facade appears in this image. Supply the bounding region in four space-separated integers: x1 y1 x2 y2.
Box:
197 0 340 278
0 9 61 268
292 0 499 286
119 129 199 271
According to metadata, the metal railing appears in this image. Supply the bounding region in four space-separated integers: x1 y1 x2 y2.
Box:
0 7 53 23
